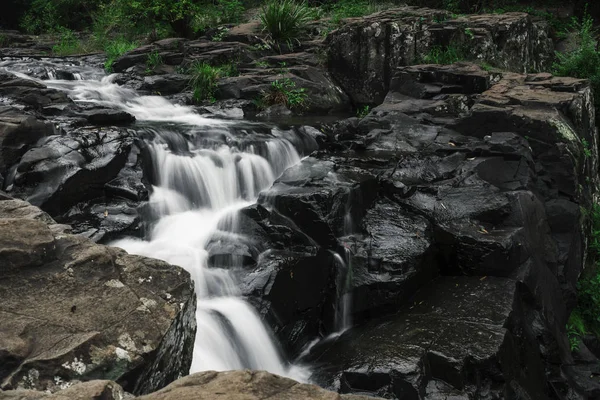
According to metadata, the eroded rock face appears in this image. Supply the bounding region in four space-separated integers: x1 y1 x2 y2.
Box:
326 8 553 104
0 197 196 393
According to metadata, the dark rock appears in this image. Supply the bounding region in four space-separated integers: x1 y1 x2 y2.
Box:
240 249 334 355
141 74 189 95
307 277 548 399
326 8 553 104
6 127 133 215
0 107 55 174
86 110 136 126
0 71 71 110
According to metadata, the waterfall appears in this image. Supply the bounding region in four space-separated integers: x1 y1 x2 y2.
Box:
3 60 310 381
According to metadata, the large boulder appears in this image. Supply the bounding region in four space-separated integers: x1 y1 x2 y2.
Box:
0 197 196 393
5 126 133 216
326 8 553 104
307 277 546 399
0 107 55 175
0 72 71 111
0 370 380 400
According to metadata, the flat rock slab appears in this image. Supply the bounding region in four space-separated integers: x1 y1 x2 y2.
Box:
0 198 195 393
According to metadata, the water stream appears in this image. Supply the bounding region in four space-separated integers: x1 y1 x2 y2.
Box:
1 59 310 381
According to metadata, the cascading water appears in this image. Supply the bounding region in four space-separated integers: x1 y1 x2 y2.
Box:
1 59 310 381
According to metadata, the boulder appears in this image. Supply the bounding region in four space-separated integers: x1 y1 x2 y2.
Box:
326 8 553 104
0 107 55 174
0 197 196 393
141 75 189 95
85 110 136 126
136 370 378 400
0 72 71 110
5 126 133 216
307 277 547 399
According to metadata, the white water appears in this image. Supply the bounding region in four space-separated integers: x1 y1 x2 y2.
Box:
3 61 310 380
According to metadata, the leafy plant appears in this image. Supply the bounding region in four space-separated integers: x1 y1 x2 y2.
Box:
0 34 8 48
553 10 600 123
52 28 82 56
261 78 307 109
568 204 600 352
582 138 592 159
327 0 375 25
421 44 465 64
567 311 586 351
464 27 474 39
188 61 238 103
260 0 312 42
256 60 270 68
356 105 371 119
146 50 163 74
104 38 138 72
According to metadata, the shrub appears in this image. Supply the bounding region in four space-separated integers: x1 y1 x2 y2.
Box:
52 28 83 56
261 78 307 109
568 204 600 351
260 0 312 42
189 62 238 103
21 0 104 34
327 0 375 25
553 10 600 121
421 44 465 64
146 50 163 74
356 105 370 118
104 38 138 72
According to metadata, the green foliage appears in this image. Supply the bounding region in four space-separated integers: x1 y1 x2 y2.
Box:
356 105 371 119
51 28 83 56
582 138 592 159
464 27 474 39
21 0 104 34
146 51 163 74
0 34 9 48
188 62 238 103
567 311 586 351
553 10 600 122
104 38 138 72
421 44 465 64
261 78 307 109
191 0 245 35
260 0 312 42
569 204 600 352
327 0 375 25
256 60 270 68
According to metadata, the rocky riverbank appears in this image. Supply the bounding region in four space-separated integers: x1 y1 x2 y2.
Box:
1 5 599 400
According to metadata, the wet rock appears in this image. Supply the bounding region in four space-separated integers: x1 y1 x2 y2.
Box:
6 127 133 216
0 107 55 174
85 110 136 126
217 67 350 115
240 248 334 354
326 8 553 104
0 71 70 110
141 75 189 95
340 198 437 323
0 198 196 393
113 38 188 73
307 277 547 399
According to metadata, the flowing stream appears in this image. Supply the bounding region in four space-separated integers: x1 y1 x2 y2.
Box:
1 59 310 381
